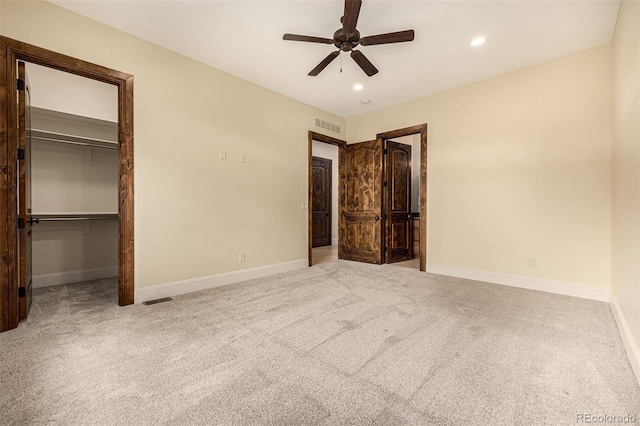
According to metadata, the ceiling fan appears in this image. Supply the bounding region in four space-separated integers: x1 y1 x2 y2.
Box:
283 0 415 77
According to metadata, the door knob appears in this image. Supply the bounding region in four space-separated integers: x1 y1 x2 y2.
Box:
28 217 40 225
375 215 380 221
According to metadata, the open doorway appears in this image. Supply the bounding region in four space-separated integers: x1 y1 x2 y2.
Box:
307 131 346 266
378 124 427 271
382 134 421 270
0 36 134 333
308 125 426 271
22 62 120 320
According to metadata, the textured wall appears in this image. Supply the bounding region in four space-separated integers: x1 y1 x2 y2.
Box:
348 46 613 289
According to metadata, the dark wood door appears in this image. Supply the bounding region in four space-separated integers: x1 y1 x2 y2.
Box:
385 140 412 263
311 156 332 248
17 61 33 321
339 140 383 264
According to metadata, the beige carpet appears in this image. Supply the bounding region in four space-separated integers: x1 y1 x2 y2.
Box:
1 260 638 425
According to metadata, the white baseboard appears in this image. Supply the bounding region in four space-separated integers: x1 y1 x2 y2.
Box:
135 259 308 304
33 266 118 288
426 263 610 302
610 292 640 386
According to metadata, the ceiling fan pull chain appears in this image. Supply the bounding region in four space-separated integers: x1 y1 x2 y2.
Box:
340 52 343 73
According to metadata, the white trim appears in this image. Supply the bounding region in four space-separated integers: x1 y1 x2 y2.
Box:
426 263 610 302
610 292 640 386
33 266 117 288
332 238 338 246
135 259 308 304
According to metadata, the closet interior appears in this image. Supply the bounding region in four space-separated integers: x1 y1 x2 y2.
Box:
26 62 119 306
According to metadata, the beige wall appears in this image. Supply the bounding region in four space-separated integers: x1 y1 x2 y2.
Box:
0 0 346 289
612 0 640 366
348 45 613 289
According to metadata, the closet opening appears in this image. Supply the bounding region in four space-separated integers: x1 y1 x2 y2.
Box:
23 62 120 320
0 36 134 333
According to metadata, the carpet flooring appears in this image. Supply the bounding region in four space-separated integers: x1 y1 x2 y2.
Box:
1 260 639 425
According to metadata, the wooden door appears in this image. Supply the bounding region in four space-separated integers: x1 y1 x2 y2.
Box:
339 140 383 264
311 157 332 248
385 140 412 263
17 61 33 321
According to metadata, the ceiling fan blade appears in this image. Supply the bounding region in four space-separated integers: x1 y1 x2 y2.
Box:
342 0 362 35
360 30 415 46
283 34 333 44
309 51 340 76
350 50 378 77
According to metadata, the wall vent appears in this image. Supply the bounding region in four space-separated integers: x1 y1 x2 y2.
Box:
315 118 341 134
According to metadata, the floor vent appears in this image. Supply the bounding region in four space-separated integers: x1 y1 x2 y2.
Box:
315 118 341 134
143 297 173 306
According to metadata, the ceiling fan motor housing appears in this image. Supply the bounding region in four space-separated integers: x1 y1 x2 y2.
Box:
333 28 361 51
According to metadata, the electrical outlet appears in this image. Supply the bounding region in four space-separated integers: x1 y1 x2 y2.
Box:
219 150 226 160
527 258 536 268
239 252 246 263
240 153 246 163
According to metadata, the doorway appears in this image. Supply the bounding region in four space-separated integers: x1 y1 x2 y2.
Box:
307 125 427 271
0 36 134 333
382 135 421 269
378 125 427 271
23 63 119 321
307 131 345 266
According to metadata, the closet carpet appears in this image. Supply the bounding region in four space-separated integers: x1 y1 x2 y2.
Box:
1 261 639 425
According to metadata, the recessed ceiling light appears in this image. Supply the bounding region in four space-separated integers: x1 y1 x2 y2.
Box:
361 99 371 105
353 83 363 91
471 37 486 47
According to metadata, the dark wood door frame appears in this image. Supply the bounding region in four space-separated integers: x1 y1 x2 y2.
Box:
308 131 346 266
377 124 427 271
0 36 134 332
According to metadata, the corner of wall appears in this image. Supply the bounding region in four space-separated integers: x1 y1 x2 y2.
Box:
611 292 640 385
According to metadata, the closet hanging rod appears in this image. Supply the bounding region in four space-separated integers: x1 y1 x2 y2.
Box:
30 129 118 150
32 214 118 222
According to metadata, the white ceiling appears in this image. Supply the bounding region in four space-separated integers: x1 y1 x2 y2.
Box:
50 0 620 118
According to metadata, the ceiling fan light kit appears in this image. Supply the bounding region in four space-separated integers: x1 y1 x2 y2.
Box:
283 0 415 77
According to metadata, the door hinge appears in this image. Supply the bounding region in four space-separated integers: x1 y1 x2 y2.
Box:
384 149 388 155
17 79 25 91
383 214 388 220
18 286 26 298
383 181 388 187
17 218 25 229
17 148 25 160
384 247 388 252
